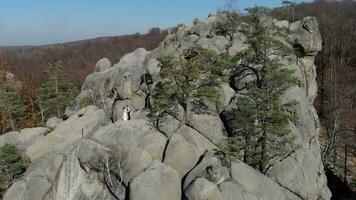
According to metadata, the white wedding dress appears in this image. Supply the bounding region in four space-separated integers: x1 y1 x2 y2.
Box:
122 106 131 121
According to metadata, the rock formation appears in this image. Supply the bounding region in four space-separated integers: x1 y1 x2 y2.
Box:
1 13 331 200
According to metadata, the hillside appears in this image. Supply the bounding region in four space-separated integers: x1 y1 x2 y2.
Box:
0 29 167 86
0 11 332 200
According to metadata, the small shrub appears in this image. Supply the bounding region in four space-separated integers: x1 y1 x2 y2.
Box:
0 144 30 196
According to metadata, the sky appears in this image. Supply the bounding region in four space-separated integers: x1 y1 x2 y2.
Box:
0 0 311 46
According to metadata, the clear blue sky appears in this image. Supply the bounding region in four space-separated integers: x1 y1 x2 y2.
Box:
0 0 311 46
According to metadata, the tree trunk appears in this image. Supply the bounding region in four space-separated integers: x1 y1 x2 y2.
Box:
39 102 45 127
244 136 249 163
9 115 15 131
259 128 267 173
55 70 61 118
185 91 192 124
344 144 348 183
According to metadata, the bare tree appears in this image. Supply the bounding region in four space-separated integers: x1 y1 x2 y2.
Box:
97 152 125 200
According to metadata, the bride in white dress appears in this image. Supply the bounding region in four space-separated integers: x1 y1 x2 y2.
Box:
122 105 131 121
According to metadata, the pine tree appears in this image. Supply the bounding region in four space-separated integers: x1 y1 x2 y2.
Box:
0 144 29 197
224 6 298 173
39 62 77 121
152 46 233 123
0 86 26 132
0 70 25 133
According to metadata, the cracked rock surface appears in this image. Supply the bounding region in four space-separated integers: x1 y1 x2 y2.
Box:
1 13 330 200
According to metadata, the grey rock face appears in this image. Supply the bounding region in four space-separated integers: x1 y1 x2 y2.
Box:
2 14 330 200
289 17 322 56
157 113 181 137
197 36 229 53
185 178 223 200
26 106 106 160
230 161 300 200
217 84 236 113
183 150 230 189
190 114 226 145
145 58 161 77
130 161 181 200
76 48 149 116
0 127 50 150
163 134 199 177
95 58 112 72
45 117 62 129
228 32 249 56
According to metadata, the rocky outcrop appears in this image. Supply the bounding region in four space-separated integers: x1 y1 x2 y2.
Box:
1 13 330 200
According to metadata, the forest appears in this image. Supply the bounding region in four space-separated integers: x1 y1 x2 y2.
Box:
0 28 167 129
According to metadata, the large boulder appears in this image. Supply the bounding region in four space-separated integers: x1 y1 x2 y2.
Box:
0 127 50 150
163 134 200 177
95 58 112 72
197 36 229 53
219 181 247 200
26 106 106 160
230 161 300 200
130 161 181 200
289 17 322 56
121 147 152 184
176 125 217 156
190 114 226 145
157 113 182 137
228 32 249 56
185 178 223 200
5 139 125 200
183 150 230 189
138 131 167 161
217 84 236 113
76 48 149 116
113 48 149 99
45 117 62 129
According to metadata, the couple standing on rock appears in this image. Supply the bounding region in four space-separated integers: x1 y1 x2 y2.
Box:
122 105 131 121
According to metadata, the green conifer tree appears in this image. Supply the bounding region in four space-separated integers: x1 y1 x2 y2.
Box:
0 144 29 197
39 62 77 121
152 46 233 123
0 84 25 132
223 6 298 173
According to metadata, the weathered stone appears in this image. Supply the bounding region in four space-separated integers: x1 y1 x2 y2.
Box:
163 134 199 177
197 36 229 53
130 161 181 200
176 125 217 156
138 131 167 161
275 20 289 29
289 17 322 56
95 58 112 72
184 150 230 189
26 106 106 159
185 178 223 200
190 19 214 37
0 127 50 150
145 58 161 77
157 113 181 137
46 117 62 129
218 181 246 200
231 161 300 200
190 114 225 145
228 32 249 56
217 84 236 113
122 147 152 184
